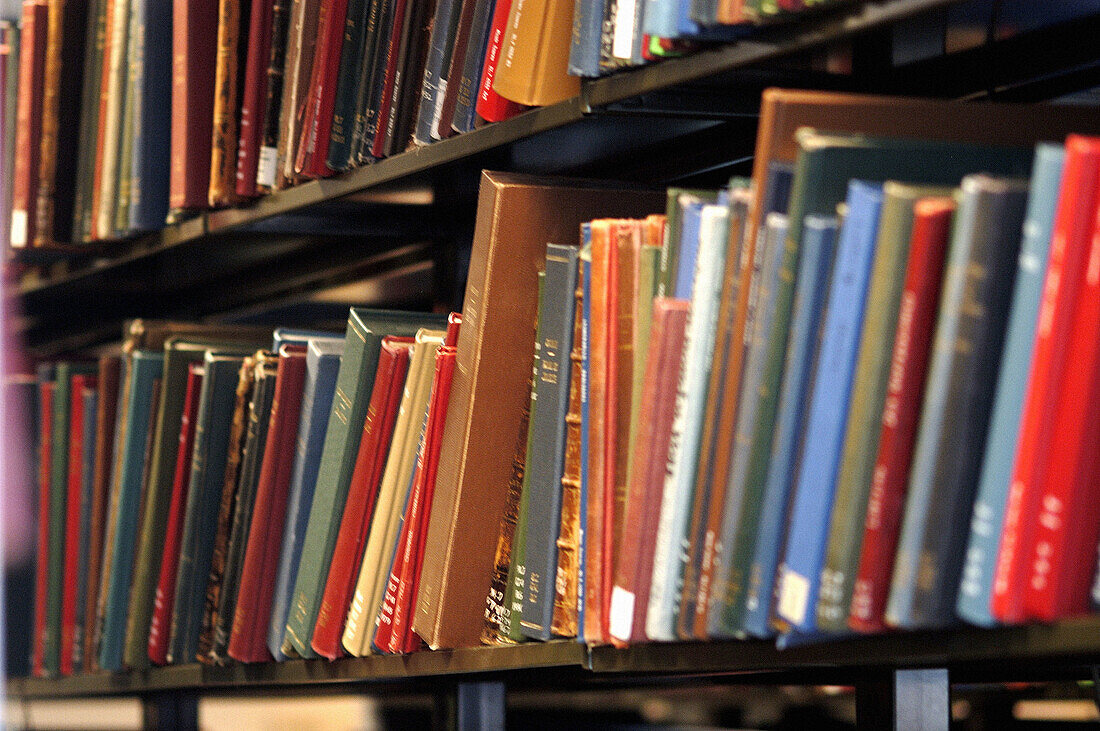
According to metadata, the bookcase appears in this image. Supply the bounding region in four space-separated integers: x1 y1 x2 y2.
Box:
10 1 1100 729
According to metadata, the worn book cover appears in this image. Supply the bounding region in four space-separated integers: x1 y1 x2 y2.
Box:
10 0 48 249
170 0 219 211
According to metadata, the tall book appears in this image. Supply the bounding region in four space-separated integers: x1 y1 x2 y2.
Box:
886 175 1029 630
283 308 445 658
10 0 48 249
847 197 955 633
127 0 173 231
414 172 663 649
208 0 252 208
956 143 1064 627
412 0 461 146
169 0 219 211
235 0 274 198
112 0 138 236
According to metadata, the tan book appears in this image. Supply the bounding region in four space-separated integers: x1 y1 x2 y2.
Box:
412 171 663 650
490 0 578 107
94 0 129 239
275 0 320 189
208 0 247 207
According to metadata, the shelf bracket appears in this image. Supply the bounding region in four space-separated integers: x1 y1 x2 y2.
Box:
453 681 506 731
856 668 949 731
142 691 198 731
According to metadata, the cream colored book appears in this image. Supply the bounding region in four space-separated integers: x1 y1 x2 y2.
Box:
341 329 444 656
95 0 130 238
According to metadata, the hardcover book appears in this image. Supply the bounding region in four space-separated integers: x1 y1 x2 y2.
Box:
170 0 219 211
127 0 172 232
254 0 290 192
10 0 48 248
208 0 252 208
294 0 347 176
490 0 578 106
235 0 274 198
33 376 54 677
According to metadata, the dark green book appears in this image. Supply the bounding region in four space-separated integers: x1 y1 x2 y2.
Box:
815 182 952 632
282 308 446 658
44 362 96 676
72 0 106 241
113 2 141 236
326 0 371 170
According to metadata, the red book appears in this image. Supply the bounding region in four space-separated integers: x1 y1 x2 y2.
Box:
607 298 689 646
60 374 96 675
848 197 955 633
473 0 523 124
32 380 54 677
228 345 309 662
369 0 410 159
991 135 1100 624
385 346 456 654
309 337 412 659
10 0 48 249
1022 204 1100 621
294 0 348 177
170 0 220 210
235 0 275 198
148 364 204 666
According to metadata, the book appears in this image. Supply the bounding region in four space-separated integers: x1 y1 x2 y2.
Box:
491 0 578 107
0 21 20 250
816 182 953 632
170 0 219 211
324 0 370 168
274 0 320 187
414 171 663 650
60 373 96 675
75 386 99 672
413 0 462 146
472 0 523 124
774 180 883 634
254 0 290 192
309 336 412 660
208 0 251 207
376 0 434 157
956 143 1064 628
294 0 347 176
350 0 393 162
10 0 48 248
887 175 1029 630
283 308 445 658
87 0 115 239
267 336 345 660
445 0 489 135
94 0 130 236
235 0 273 198
847 196 956 633
127 0 172 232
33 375 54 677
112 0 138 236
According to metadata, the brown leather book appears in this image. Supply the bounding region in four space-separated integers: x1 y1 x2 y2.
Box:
549 264 585 638
170 0 220 212
413 171 663 650
274 0 320 188
10 0 49 249
208 0 252 208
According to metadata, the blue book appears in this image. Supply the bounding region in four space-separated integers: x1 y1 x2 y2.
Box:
672 195 706 299
774 181 883 634
761 162 795 224
646 203 729 640
887 175 1029 630
715 215 838 639
165 352 247 665
568 0 602 77
99 350 165 671
271 328 338 353
267 336 345 660
576 236 592 643
956 144 1064 627
127 0 171 232
74 387 98 670
450 0 493 135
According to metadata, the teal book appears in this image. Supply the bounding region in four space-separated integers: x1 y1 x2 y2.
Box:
815 182 953 632
166 352 248 665
646 202 729 641
957 143 1064 627
75 387 99 671
886 175 1029 630
283 308 446 658
98 351 163 671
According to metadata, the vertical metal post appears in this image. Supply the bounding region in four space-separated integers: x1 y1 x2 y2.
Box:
856 668 949 731
455 681 506 731
143 691 198 731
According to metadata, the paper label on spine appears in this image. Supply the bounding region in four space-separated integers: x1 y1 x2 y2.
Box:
777 570 810 626
10 209 26 247
609 586 635 641
612 0 638 60
430 79 447 139
257 147 278 189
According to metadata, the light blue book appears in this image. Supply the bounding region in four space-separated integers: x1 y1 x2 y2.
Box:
707 212 789 640
673 195 707 299
267 336 345 660
567 0 603 77
774 180 883 634
725 215 838 639
576 237 592 644
956 144 1064 626
99 349 165 671
646 202 729 641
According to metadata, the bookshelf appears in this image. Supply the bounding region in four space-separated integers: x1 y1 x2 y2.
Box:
11 1 1100 729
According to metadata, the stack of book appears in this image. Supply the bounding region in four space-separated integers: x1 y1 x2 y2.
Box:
19 89 1100 677
3 0 846 253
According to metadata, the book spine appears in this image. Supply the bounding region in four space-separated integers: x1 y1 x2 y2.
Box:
446 0 489 134
45 364 76 676
272 0 314 189
432 0 476 138
94 0 129 236
849 199 954 633
366 0 407 158
1 23 20 250
112 0 138 235
61 376 94 675
378 0 433 157
236 0 274 198
295 0 348 176
33 381 54 677
10 0 48 249
413 0 458 146
255 0 289 192
473 0 522 124
75 387 99 672
207 0 248 208
128 0 171 232
567 0 600 77
324 0 369 169
576 246 591 642
170 0 218 211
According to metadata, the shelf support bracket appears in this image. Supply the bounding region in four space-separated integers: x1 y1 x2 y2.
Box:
143 691 198 731
454 681 505 731
856 668 949 731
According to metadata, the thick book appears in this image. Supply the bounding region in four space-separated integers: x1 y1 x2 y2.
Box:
169 0 219 211
414 172 663 650
309 336 412 660
774 180 883 634
98 350 162 671
267 336 345 660
60 373 96 675
847 197 955 633
732 215 838 640
165 352 247 665
10 0 48 249
886 175 1029 630
956 143 1064 628
990 137 1100 625
294 0 348 176
127 0 172 232
816 182 952 632
33 376 54 677
235 0 274 198
208 0 252 208
254 0 290 192
148 364 204 665
283 308 445 659
607 298 689 644
472 0 523 125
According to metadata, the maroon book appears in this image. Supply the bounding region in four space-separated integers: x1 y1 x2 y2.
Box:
10 0 49 248
60 374 96 675
227 346 310 663
368 0 408 159
170 0 220 211
308 336 412 660
293 0 348 177
235 0 275 198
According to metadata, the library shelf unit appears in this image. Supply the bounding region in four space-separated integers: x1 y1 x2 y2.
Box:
11 0 1100 729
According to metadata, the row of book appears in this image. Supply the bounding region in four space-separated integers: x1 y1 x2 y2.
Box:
20 89 1100 679
2 0 843 254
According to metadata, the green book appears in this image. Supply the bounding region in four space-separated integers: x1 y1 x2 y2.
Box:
44 362 96 676
658 188 718 297
623 244 660 497
283 308 447 658
815 182 952 632
123 335 266 669
71 0 104 242
113 2 140 236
